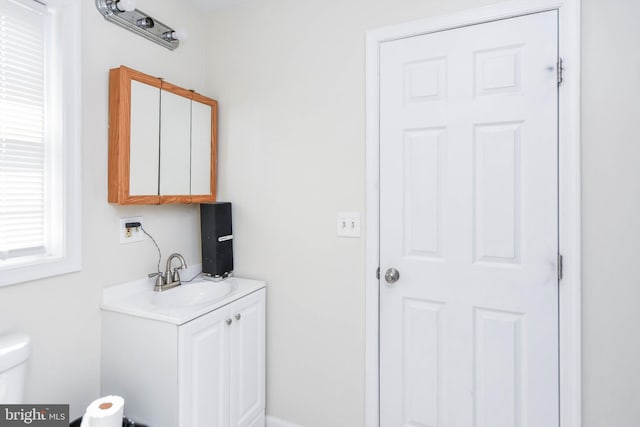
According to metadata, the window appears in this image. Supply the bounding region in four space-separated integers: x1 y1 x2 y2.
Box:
0 0 80 286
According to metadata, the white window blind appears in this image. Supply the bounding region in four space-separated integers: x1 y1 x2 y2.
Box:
0 0 47 260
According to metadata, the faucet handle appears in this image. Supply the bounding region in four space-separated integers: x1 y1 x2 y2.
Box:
149 272 165 291
171 267 182 283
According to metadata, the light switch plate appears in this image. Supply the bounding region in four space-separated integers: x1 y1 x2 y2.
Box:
337 212 361 238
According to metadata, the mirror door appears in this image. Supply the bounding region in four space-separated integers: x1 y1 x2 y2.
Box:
191 94 216 199
129 79 160 196
160 83 192 198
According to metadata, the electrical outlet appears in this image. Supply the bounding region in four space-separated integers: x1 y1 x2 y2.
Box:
336 212 361 238
120 216 144 244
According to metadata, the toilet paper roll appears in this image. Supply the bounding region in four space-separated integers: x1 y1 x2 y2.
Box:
80 395 124 427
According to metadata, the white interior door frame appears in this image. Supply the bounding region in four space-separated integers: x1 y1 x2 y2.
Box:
364 1 581 426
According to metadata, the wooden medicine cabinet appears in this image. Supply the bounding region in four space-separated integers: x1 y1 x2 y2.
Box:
108 66 218 204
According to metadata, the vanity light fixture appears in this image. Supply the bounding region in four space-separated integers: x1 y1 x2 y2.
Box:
95 0 184 50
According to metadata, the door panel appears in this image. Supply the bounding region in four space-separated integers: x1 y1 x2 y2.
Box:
403 128 445 259
403 298 444 426
379 11 559 427
473 308 524 427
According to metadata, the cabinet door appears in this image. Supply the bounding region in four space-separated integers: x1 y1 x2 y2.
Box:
191 94 216 200
108 66 162 204
179 305 231 427
129 80 160 196
230 290 266 427
160 84 192 198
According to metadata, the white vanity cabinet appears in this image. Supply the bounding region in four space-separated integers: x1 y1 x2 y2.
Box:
179 290 266 427
101 284 265 427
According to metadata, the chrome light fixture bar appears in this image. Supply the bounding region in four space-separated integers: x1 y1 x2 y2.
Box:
95 0 180 50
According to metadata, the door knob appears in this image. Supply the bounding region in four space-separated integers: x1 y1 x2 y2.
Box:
226 318 232 325
384 268 400 284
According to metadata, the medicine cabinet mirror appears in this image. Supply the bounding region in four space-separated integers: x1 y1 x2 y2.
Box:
108 66 218 204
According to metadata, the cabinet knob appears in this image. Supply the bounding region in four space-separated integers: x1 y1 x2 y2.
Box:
226 318 232 325
235 313 241 321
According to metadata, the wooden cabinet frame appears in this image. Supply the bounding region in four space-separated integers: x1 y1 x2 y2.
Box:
108 65 218 204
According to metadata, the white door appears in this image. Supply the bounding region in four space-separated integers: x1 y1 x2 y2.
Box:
379 11 559 427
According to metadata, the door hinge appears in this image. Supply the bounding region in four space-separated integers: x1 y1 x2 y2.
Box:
557 58 564 85
376 267 380 280
558 254 564 281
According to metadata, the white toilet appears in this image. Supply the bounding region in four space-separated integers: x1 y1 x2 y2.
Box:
0 333 31 403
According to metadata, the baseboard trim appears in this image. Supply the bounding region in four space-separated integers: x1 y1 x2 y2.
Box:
266 415 304 427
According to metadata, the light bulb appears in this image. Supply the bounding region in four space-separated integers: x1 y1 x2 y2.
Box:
117 0 136 12
174 29 188 41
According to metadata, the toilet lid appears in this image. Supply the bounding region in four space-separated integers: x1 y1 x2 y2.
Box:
0 333 31 372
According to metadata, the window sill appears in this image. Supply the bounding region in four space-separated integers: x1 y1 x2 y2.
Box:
0 251 81 287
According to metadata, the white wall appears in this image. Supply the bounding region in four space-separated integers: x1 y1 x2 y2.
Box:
0 0 207 419
581 0 640 424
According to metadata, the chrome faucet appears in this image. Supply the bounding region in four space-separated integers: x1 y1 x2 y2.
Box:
165 253 187 285
150 253 187 292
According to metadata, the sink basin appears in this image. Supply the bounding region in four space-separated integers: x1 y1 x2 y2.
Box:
101 272 266 325
151 279 236 308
